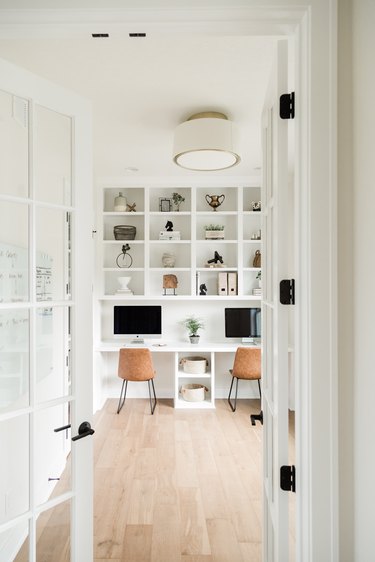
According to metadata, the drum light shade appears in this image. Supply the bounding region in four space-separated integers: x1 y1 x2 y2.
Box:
173 112 241 171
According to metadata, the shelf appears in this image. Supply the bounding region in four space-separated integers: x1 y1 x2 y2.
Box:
149 211 191 216
174 398 215 409
98 294 261 301
102 240 144 245
196 240 237 244
195 211 238 216
103 211 145 216
177 372 211 379
149 240 191 244
103 267 144 272
196 267 238 272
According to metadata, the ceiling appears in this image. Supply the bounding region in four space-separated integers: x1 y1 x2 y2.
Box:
0 20 276 178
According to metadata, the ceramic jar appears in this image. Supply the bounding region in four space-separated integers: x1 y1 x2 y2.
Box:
162 252 176 267
114 192 127 211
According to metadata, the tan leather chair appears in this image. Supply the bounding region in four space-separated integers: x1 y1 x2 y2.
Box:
117 348 157 415
227 347 261 412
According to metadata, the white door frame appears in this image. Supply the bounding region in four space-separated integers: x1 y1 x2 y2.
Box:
0 57 93 560
0 3 338 561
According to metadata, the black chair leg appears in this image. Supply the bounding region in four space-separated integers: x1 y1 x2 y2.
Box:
228 376 239 412
117 379 128 414
148 379 157 415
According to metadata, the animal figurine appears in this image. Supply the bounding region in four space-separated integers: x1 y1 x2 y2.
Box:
165 220 174 232
199 283 207 296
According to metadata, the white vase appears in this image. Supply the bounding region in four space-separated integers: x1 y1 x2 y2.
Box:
114 192 127 211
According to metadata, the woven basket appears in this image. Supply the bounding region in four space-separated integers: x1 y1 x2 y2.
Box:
180 383 208 402
113 225 136 240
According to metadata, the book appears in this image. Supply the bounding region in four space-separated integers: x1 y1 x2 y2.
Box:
218 272 228 296
228 272 238 296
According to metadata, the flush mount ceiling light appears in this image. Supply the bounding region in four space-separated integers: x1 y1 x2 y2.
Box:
173 111 241 171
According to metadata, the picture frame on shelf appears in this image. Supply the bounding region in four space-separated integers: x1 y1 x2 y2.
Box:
159 197 172 212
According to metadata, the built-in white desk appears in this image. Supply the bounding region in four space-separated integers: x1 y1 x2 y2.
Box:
95 340 261 409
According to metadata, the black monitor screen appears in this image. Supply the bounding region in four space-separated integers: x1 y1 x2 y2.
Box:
225 308 261 338
114 305 162 337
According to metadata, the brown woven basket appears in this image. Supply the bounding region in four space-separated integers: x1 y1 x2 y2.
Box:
113 225 136 240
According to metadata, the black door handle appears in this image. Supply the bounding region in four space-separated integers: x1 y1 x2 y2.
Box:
72 421 95 442
54 424 71 433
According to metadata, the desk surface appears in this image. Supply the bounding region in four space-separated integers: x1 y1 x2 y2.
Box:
96 340 261 353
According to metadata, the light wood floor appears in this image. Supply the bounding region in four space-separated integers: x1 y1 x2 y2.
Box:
93 397 263 562
14 397 264 562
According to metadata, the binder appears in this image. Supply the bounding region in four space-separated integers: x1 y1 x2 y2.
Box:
218 272 228 296
228 272 238 296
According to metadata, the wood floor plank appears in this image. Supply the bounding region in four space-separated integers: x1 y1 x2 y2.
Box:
178 487 211 556
151 503 182 562
126 478 157 524
197 473 228 520
121 525 153 561
176 439 199 487
206 518 244 562
239 541 262 562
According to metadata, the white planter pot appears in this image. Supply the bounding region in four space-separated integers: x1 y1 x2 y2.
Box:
205 230 225 240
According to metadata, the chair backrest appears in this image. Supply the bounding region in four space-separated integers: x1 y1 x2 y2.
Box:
231 347 261 380
118 348 155 381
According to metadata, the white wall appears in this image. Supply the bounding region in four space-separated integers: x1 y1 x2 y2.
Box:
352 0 375 559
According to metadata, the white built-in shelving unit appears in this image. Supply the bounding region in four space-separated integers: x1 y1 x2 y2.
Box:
98 184 262 300
95 180 262 409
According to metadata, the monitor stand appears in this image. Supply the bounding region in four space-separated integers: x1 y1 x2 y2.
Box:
242 337 255 344
130 336 145 344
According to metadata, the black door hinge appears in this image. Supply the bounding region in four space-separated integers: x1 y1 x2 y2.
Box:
250 410 263 426
279 92 295 119
280 465 296 492
280 279 295 305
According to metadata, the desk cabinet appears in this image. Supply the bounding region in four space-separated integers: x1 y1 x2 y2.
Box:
96 342 260 410
175 351 215 409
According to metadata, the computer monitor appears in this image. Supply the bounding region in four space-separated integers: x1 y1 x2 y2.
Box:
224 307 261 343
113 305 162 344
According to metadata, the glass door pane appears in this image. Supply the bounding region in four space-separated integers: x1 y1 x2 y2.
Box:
35 208 69 302
36 306 69 403
35 404 71 506
0 89 29 198
34 105 72 206
1 520 29 562
0 309 29 412
0 414 29 524
0 200 29 303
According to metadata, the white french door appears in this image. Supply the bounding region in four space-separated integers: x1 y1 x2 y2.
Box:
0 57 93 561
261 40 291 561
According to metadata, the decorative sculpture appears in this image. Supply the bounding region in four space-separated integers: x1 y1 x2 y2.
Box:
126 202 137 212
199 283 207 296
205 194 225 211
207 250 223 265
163 274 178 295
116 244 133 268
165 220 174 231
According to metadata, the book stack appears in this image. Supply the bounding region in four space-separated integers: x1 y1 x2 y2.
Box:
252 287 262 297
116 288 134 295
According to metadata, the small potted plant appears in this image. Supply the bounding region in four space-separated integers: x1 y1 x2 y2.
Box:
204 224 225 240
172 192 185 211
181 315 205 344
